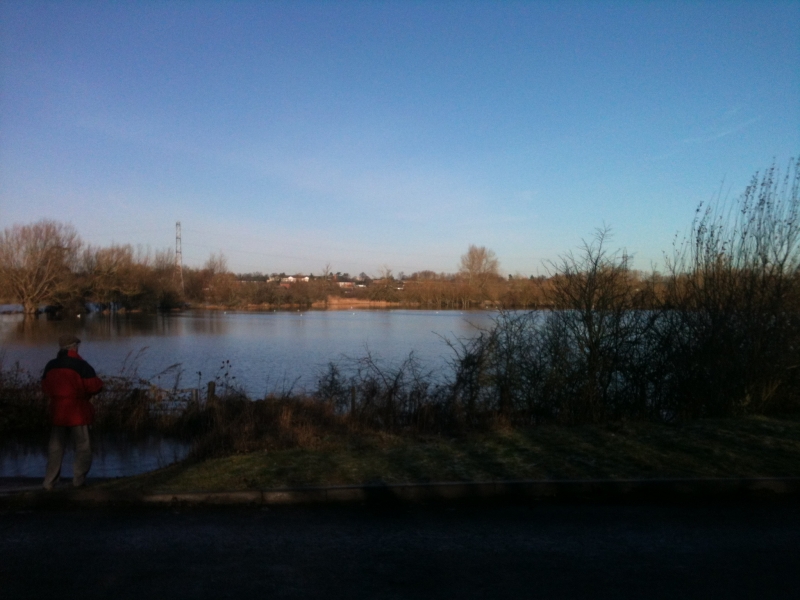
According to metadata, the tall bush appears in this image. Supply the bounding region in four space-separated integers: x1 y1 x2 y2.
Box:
660 158 800 417
448 229 655 424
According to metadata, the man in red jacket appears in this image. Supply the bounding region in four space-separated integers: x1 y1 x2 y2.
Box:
41 334 104 490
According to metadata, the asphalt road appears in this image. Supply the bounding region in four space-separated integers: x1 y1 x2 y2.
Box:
1 500 799 599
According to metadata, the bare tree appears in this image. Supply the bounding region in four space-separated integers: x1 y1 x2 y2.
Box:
378 265 394 281
200 252 237 305
204 252 229 275
80 244 142 305
459 244 500 293
544 227 651 422
0 220 81 313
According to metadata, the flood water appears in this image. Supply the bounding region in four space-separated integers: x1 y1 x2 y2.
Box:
0 309 496 395
0 435 192 479
0 309 495 478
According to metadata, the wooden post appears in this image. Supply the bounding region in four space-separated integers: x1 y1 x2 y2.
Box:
350 386 356 416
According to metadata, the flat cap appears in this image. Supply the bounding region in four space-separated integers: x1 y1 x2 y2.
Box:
58 334 81 349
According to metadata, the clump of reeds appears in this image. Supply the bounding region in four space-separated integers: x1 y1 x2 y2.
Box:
315 353 456 433
658 159 800 418
181 393 350 459
0 360 48 437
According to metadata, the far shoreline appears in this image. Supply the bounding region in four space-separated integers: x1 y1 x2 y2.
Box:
1 297 523 316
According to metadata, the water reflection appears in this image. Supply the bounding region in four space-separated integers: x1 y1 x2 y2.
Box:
0 309 496 395
0 435 191 478
0 310 234 343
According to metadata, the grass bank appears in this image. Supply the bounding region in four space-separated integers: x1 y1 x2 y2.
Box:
100 414 800 494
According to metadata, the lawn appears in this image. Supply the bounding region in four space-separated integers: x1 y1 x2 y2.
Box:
101 414 800 494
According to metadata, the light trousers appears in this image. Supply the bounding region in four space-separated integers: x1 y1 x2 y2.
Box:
43 425 92 489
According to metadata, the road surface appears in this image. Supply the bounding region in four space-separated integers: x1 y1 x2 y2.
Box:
2 500 798 599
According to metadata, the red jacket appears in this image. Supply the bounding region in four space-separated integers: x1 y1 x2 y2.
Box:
42 349 104 426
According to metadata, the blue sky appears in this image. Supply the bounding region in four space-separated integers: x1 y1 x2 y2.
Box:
1 1 798 276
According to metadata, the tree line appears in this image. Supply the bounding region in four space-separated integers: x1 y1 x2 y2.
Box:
0 160 795 324
0 224 653 314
